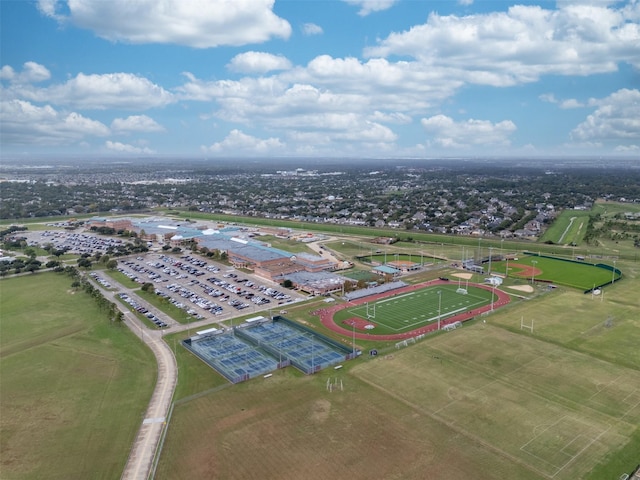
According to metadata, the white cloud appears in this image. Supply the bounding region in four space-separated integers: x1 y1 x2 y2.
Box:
105 140 154 154
614 144 639 152
344 0 399 16
1 99 109 145
39 0 291 48
539 93 558 104
421 114 516 148
111 115 165 133
369 111 412 124
365 3 640 86
0 62 51 83
227 52 292 74
559 98 585 109
8 72 174 110
571 88 640 142
202 129 284 154
302 23 323 36
458 0 474 5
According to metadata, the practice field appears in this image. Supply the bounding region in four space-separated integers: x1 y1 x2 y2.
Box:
323 281 508 339
155 363 544 480
352 325 640 480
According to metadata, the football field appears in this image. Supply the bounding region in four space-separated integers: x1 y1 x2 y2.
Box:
343 284 494 333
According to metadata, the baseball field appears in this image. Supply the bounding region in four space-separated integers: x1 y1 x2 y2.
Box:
154 256 639 480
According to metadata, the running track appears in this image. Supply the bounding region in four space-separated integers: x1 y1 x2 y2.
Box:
313 280 511 341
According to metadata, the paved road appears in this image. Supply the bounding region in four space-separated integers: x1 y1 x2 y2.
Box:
119 316 177 480
89 274 178 480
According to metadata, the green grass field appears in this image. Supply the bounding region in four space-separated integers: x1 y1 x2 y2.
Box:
0 272 156 480
334 284 495 334
491 254 619 290
540 210 591 245
353 325 640 480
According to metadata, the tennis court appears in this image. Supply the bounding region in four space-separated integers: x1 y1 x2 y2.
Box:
183 333 279 383
183 316 355 382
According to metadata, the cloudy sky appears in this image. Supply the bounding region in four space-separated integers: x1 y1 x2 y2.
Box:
1 0 639 158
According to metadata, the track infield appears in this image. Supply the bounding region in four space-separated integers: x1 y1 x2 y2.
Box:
314 280 510 340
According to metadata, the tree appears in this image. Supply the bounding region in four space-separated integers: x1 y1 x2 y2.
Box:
106 259 118 270
77 257 92 269
141 282 154 292
282 279 293 288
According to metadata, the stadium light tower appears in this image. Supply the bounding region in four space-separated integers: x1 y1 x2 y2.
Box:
488 247 493 274
531 260 537 285
491 284 496 311
437 290 442 331
611 260 616 285
352 321 356 357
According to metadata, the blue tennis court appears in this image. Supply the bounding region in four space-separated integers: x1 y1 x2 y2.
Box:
183 316 356 382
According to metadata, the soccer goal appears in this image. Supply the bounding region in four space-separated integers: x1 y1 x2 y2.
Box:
443 321 462 332
456 278 468 295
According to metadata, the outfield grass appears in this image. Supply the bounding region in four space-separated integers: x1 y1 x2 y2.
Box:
490 254 618 290
0 272 156 480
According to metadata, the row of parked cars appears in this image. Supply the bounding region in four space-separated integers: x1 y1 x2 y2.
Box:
89 272 112 288
161 283 219 317
117 292 168 328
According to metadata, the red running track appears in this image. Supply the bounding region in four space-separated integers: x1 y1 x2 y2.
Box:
313 280 511 341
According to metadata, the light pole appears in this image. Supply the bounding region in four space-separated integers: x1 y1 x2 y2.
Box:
491 284 496 311
437 290 442 331
352 321 356 357
531 260 537 285
488 247 493 275
611 260 616 285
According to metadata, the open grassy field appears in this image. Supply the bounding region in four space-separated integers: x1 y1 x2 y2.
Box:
333 283 494 334
540 210 591 245
0 272 156 480
155 365 543 480
353 324 639 480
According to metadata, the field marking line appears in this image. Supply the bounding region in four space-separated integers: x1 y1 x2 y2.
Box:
551 424 612 478
588 374 621 400
355 373 554 479
620 393 640 423
621 388 640 405
432 377 500 415
560 434 585 455
520 415 575 472
376 291 417 304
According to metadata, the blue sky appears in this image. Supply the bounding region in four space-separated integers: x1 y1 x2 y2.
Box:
1 0 639 159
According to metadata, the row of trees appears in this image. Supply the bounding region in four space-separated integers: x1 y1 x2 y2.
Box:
63 266 123 323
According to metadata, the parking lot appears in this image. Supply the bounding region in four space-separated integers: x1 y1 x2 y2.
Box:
115 253 303 325
19 228 305 330
23 230 128 255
